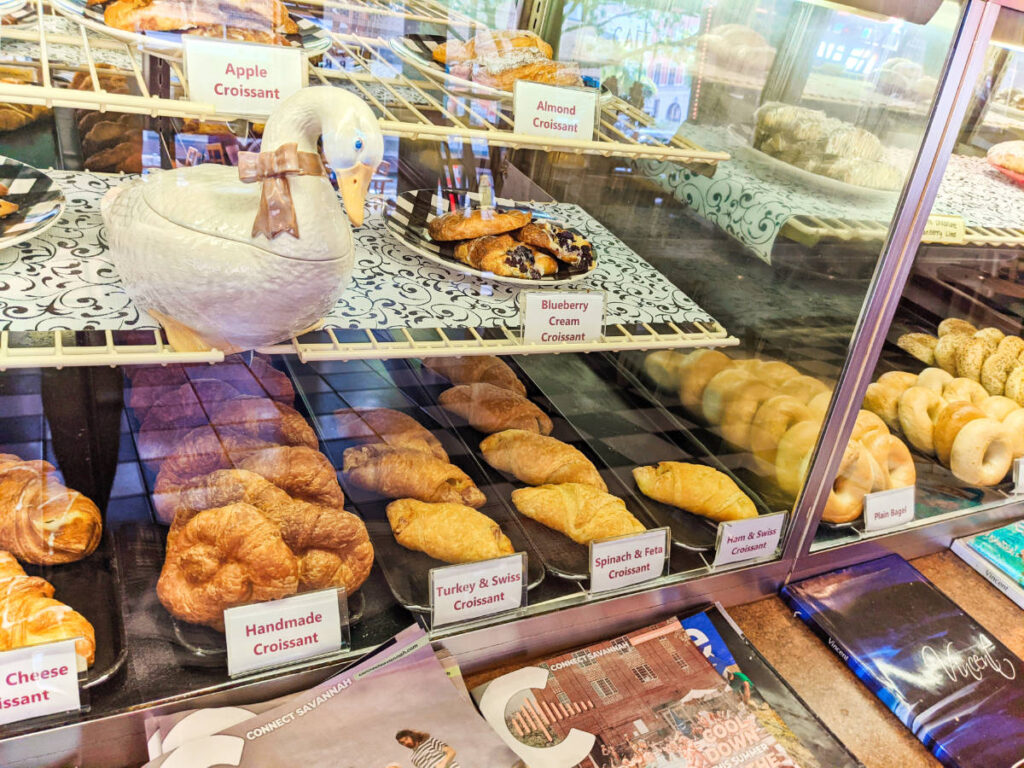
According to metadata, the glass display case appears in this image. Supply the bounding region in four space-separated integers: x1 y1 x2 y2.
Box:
0 0 1016 764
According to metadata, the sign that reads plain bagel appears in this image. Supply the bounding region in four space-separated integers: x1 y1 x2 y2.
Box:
513 81 598 141
184 36 305 117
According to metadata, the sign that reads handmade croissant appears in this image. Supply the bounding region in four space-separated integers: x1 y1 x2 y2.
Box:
184 36 306 116
513 80 598 141
429 553 527 627
712 512 786 568
589 527 670 593
224 589 347 677
0 639 81 726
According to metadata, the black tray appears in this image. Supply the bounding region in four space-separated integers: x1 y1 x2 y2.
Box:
285 358 546 612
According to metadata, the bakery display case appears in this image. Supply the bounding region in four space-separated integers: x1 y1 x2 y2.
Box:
0 0 1012 764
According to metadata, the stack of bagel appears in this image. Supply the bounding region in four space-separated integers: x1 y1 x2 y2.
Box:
643 349 915 523
863 366 1022 487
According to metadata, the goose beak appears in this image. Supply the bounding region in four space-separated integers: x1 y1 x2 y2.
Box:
337 163 375 227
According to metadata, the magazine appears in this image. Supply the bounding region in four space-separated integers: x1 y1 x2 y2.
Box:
473 617 797 768
963 521 1024 586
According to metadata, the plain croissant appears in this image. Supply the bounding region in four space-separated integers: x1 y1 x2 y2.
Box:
632 461 757 521
510 483 645 544
386 499 513 563
332 408 448 461
422 355 526 395
0 454 103 565
343 444 486 508
480 430 607 490
438 383 553 435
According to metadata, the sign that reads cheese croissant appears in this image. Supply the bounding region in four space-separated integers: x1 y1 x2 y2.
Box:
430 553 527 627
184 36 306 117
224 589 345 677
0 639 80 726
513 81 598 141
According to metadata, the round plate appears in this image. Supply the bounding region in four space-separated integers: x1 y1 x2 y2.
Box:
0 157 65 252
988 157 1024 187
51 0 331 61
389 34 508 100
384 189 594 286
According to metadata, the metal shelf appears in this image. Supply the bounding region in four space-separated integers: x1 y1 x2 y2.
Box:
782 214 1024 247
0 1 729 164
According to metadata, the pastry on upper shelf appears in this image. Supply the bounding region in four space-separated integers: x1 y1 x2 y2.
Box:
454 234 558 279
333 407 448 461
0 67 50 134
510 483 644 544
0 185 17 219
343 444 486 508
433 29 553 66
386 499 513 563
96 0 298 44
0 454 103 565
422 355 526 395
516 221 595 270
689 24 776 79
988 140 1024 175
427 207 531 241
470 54 583 91
480 429 607 491
632 461 756 521
439 383 553 435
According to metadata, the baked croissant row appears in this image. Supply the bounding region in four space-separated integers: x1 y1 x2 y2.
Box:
0 454 103 565
439 382 553 435
0 551 96 666
343 444 486 508
480 429 606 490
386 499 513 563
632 462 756 521
422 355 526 395
511 483 645 544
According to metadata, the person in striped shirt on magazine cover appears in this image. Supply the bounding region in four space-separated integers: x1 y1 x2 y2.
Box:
396 729 460 768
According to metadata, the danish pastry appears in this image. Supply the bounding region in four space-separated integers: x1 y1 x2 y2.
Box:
516 221 595 270
453 234 558 278
386 499 513 563
427 208 531 241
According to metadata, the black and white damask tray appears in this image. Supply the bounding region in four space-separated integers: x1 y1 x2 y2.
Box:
0 157 65 252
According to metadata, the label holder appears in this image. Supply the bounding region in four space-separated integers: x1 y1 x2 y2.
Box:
1014 458 1024 494
519 289 607 345
0 638 86 730
512 80 600 141
429 553 528 629
712 512 787 568
863 485 916 532
588 527 671 595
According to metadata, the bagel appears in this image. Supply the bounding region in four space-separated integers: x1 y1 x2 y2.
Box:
1001 408 1024 458
896 332 937 365
750 395 812 474
878 371 918 391
863 372 916 431
933 332 967 374
643 351 687 391
678 350 733 414
851 410 889 442
860 430 916 489
807 390 832 420
822 441 874 524
981 395 1019 422
943 377 988 406
932 400 985 467
754 360 800 389
1003 362 1024 407
980 351 1018 395
950 418 1014 486
861 446 888 492
720 382 776 447
778 375 828 404
955 337 997 382
898 386 944 455
938 318 977 337
732 358 761 372
974 327 1006 346
917 367 953 393
775 420 820 497
701 368 754 424
997 335 1024 359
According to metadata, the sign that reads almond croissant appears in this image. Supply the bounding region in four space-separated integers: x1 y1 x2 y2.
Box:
513 81 598 141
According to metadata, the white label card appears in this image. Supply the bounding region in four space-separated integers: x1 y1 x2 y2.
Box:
1014 458 1024 494
589 528 670 594
0 639 80 726
713 512 786 568
513 81 598 141
224 589 344 677
184 36 305 117
430 553 526 628
522 291 604 344
922 214 966 244
863 485 916 531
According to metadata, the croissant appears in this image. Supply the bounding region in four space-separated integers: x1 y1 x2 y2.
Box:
332 408 448 461
158 503 299 631
632 462 757 521
480 429 607 490
0 455 103 565
343 445 486 508
422 356 526 395
438 383 552 435
136 379 240 467
0 551 96 665
510 483 645 544
210 396 318 450
386 499 514 563
171 470 372 594
237 446 346 510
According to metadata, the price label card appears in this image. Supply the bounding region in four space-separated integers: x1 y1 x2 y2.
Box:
589 528 670 594
184 36 306 116
430 553 526 628
1014 458 1024 494
0 639 80 726
713 512 786 568
513 81 598 141
863 485 915 531
224 589 345 677
922 214 966 244
522 290 605 344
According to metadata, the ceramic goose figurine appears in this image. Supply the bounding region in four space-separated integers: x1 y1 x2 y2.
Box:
101 86 384 352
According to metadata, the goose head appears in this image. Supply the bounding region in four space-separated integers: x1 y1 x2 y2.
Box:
261 86 384 227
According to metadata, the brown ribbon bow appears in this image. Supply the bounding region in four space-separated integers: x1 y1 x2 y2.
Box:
238 142 326 240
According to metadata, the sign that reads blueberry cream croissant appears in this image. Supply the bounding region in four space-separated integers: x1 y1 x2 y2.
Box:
430 553 526 627
513 81 598 141
589 528 670 593
522 290 604 344
184 36 305 116
0 639 80 726
224 589 345 677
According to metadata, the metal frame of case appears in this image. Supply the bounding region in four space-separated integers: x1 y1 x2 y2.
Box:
4 1 1024 765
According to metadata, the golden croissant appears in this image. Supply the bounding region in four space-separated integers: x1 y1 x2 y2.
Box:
158 503 300 631
0 454 103 565
480 430 607 490
422 355 526 395
438 383 552 435
171 469 372 595
386 499 513 563
333 408 448 461
632 462 757 521
510 483 645 544
236 445 346 510
343 444 486 508
0 551 96 665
